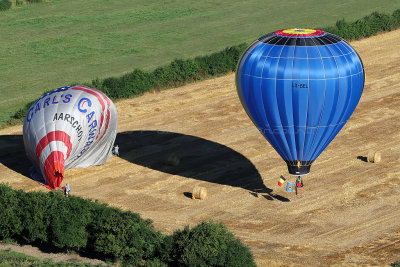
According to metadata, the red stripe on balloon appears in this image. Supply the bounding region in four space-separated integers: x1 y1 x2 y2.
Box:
35 131 72 164
72 86 111 141
79 86 111 141
43 151 65 189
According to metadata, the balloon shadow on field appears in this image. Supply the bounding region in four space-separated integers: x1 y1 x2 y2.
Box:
0 134 31 178
115 130 289 202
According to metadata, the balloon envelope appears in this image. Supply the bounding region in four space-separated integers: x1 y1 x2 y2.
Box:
236 28 364 175
23 85 118 189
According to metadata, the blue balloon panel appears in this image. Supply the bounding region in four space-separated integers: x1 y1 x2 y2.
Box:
236 29 364 175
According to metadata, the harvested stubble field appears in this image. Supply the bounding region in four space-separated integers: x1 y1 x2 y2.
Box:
1 30 400 266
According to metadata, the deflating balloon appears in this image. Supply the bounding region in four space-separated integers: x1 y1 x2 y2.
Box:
23 85 118 189
236 28 364 175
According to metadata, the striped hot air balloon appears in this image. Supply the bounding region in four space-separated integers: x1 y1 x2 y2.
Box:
23 85 118 189
236 28 364 176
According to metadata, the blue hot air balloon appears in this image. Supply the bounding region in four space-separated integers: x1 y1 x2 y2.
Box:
236 28 364 176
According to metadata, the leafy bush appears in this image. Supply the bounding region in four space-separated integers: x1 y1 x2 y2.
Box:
18 190 51 243
165 221 256 267
323 9 400 40
0 184 255 266
0 0 11 11
0 184 22 239
120 69 155 96
47 192 93 250
392 9 400 24
87 203 163 265
392 261 400 267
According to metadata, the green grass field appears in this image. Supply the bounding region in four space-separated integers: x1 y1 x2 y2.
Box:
1 0 400 123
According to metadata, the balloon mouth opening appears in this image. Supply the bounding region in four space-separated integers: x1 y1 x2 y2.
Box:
45 161 64 189
286 160 313 176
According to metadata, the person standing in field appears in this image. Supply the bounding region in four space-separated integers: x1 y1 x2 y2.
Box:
113 145 119 156
64 183 70 197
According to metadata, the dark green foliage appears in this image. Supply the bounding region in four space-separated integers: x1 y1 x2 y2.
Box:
0 0 11 11
0 184 22 239
0 0 43 13
12 101 34 120
120 69 156 96
18 190 51 243
392 9 400 24
143 258 169 267
47 193 92 250
195 45 246 77
166 221 256 267
152 66 174 88
163 59 201 85
0 184 255 266
102 70 156 99
87 203 163 264
323 9 400 40
101 77 123 98
392 261 400 267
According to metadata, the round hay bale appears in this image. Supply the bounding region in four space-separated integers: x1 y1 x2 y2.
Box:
165 153 180 166
367 151 382 163
373 151 382 163
192 186 207 200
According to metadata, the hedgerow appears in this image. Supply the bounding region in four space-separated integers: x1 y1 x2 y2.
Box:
164 221 256 267
0 184 23 238
0 183 254 266
89 44 247 101
323 10 399 40
6 9 400 128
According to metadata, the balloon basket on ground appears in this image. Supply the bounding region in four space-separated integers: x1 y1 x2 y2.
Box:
296 186 304 195
278 175 304 195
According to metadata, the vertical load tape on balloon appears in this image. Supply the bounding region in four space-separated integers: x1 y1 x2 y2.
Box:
236 28 364 176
